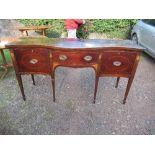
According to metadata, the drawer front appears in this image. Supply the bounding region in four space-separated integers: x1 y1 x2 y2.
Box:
14 48 51 73
53 51 99 67
100 51 137 76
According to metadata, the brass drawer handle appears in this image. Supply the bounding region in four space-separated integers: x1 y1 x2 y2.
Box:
84 55 93 61
30 59 38 64
59 55 68 61
113 61 122 66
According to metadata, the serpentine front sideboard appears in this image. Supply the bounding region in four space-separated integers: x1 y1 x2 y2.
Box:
6 37 144 104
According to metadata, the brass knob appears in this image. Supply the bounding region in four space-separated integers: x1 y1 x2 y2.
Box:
30 59 38 64
59 55 68 61
84 55 93 61
113 61 122 66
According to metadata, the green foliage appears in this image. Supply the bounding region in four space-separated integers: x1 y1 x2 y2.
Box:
0 49 12 75
0 49 11 63
18 19 138 39
77 19 138 39
91 19 137 32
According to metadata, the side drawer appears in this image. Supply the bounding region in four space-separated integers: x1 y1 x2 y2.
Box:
13 48 52 74
100 51 137 76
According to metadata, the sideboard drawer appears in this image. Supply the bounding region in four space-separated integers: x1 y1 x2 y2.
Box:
53 51 99 66
14 48 52 74
100 51 137 76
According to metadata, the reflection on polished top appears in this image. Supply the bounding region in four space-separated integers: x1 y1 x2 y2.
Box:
6 37 144 50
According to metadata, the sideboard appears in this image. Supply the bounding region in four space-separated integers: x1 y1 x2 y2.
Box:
6 37 144 104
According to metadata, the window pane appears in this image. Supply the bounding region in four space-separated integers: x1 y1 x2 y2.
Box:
142 19 155 26
149 19 155 26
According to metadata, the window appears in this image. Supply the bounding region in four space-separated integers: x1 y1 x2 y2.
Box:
142 19 155 27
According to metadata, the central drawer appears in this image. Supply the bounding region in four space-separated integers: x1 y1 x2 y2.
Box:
52 51 99 67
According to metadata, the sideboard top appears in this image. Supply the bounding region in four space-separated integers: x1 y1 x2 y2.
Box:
6 37 144 50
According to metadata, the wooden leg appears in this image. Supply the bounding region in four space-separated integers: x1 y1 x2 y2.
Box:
51 73 55 102
0 49 7 65
16 74 26 101
0 49 12 79
123 77 134 104
115 77 120 88
31 74 35 85
42 30 46 36
0 67 8 79
93 76 99 104
26 31 28 36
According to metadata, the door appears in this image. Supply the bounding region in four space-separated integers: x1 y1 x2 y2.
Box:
100 50 137 77
13 48 52 74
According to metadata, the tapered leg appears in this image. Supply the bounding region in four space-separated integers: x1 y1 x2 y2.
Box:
115 77 120 88
93 76 99 104
0 49 10 79
26 31 28 36
42 30 46 36
16 74 26 100
123 77 134 104
0 67 7 79
0 49 7 65
51 73 55 102
31 74 35 85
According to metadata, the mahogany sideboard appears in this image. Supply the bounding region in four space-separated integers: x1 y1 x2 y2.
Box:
6 37 144 104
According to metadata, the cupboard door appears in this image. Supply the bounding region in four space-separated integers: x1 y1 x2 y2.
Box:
14 48 52 74
100 51 137 77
